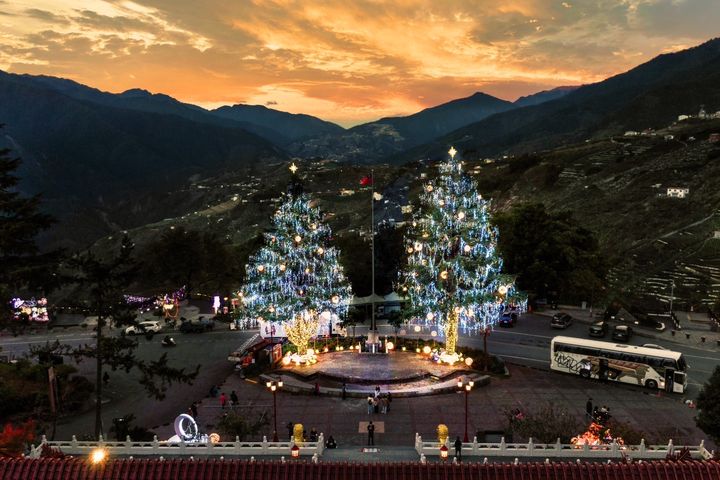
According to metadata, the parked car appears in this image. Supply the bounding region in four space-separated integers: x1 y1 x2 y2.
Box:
551 313 573 329
611 325 633 342
588 321 608 337
124 320 162 335
180 317 215 333
641 343 668 350
499 312 517 327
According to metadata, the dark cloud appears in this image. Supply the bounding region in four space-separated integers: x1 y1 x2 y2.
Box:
24 8 70 24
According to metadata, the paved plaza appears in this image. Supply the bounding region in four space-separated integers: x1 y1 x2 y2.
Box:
152 362 710 452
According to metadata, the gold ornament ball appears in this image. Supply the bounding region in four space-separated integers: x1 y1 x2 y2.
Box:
294 235 302 243
317 247 324 255
331 295 340 304
440 270 449 280
464 245 472 253
279 264 287 271
257 265 265 272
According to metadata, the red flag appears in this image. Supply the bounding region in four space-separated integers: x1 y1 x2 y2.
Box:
359 175 373 186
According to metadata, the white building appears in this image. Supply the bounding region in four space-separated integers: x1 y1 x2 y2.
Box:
678 114 690 121
666 187 690 199
624 131 639 136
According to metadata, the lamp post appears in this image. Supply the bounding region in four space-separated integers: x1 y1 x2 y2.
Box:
266 378 283 442
457 377 474 442
669 280 675 314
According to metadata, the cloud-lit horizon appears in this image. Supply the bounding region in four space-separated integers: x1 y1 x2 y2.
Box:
1 1 718 127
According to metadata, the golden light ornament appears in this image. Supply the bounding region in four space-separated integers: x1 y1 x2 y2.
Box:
407 246 414 254
465 357 474 366
305 268 311 274
431 330 437 337
426 185 433 192
386 342 394 350
279 264 287 272
257 265 265 272
90 448 107 464
457 211 465 220
331 295 340 304
209 433 221 444
463 245 472 253
426 312 434 321
438 199 445 206
414 325 421 333
498 285 508 295
439 270 449 280
416 347 421 353
414 242 423 251
294 235 302 243
422 232 429 238
268 306 275 313
423 346 432 354
317 247 324 255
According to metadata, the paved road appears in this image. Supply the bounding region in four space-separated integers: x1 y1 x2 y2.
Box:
0 326 256 439
352 314 720 397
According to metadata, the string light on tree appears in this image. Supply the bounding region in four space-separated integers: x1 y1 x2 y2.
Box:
399 146 525 363
240 163 353 361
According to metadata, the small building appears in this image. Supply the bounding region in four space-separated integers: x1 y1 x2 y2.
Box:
709 133 720 143
664 134 675 141
667 187 690 199
624 130 639 136
678 114 690 121
713 231 720 239
340 189 355 196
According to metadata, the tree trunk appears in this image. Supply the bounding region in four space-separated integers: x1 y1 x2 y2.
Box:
444 310 459 355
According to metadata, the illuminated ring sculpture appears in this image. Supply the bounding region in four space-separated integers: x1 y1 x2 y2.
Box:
174 414 199 442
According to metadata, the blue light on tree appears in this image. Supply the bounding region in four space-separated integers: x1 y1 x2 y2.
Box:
399 147 524 359
240 169 352 356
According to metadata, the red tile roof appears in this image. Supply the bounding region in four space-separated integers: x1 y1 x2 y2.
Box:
1 458 719 480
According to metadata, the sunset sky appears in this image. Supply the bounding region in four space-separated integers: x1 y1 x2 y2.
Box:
1 1 718 127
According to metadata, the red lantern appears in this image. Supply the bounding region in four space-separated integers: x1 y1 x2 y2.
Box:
439 444 448 460
291 444 300 458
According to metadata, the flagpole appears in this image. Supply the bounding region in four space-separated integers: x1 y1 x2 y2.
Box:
370 168 376 337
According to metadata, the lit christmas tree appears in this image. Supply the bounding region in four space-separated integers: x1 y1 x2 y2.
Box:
240 164 352 359
399 147 523 362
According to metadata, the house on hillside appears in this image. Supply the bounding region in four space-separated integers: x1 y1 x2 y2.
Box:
678 114 690 121
709 133 720 143
667 187 690 199
624 130 639 136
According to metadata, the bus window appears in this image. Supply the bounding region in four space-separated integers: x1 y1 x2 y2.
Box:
676 356 687 371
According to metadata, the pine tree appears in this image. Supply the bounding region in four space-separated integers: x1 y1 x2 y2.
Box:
241 168 352 356
399 147 522 359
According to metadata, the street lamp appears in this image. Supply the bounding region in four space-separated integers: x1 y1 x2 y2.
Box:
457 377 474 442
266 378 284 442
439 444 449 460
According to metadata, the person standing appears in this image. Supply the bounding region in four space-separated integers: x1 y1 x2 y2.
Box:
342 382 347 400
586 398 593 420
367 421 375 446
454 436 462 461
287 421 294 440
386 392 392 412
220 392 227 409
367 397 374 415
230 390 239 406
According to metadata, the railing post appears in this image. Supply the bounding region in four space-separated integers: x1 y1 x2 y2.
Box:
610 440 618 456
500 437 506 452
262 435 268 454
555 438 562 454
668 439 674 456
71 435 78 452
235 436 241 455
639 438 646 455
317 433 324 455
528 437 534 455
472 435 478 455
152 435 159 454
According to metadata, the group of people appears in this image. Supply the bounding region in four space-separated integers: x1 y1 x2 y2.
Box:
285 422 320 442
366 386 392 414
586 398 612 424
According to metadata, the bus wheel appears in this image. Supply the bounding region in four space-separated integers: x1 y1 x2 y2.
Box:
645 379 658 390
580 370 591 378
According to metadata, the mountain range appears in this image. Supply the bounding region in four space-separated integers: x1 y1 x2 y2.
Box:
1 37 720 250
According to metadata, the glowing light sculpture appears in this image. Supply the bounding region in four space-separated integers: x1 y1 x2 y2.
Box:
399 147 524 358
241 169 352 357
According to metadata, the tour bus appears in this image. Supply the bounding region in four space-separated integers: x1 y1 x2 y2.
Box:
550 336 688 393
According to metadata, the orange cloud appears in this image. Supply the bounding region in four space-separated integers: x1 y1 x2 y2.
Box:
2 0 718 126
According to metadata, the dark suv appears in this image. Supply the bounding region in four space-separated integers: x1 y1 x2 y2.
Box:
551 313 573 329
499 311 518 327
179 317 214 333
588 321 608 337
611 325 633 342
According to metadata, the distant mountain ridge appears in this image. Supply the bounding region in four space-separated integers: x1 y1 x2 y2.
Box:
287 91 518 163
391 37 720 164
513 86 578 108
